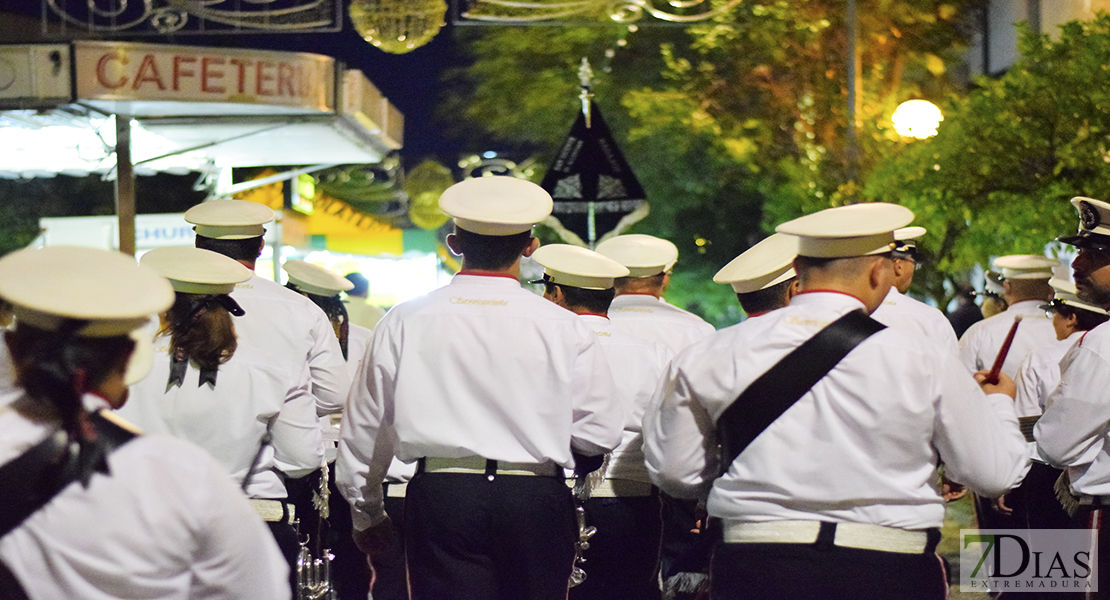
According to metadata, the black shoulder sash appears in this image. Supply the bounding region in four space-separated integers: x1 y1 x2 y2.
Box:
716 309 886 476
0 410 138 539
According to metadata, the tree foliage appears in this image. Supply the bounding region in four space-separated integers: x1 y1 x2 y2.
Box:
443 1 985 324
865 14 1110 305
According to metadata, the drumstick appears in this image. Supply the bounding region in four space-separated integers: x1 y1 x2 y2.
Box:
984 316 1023 385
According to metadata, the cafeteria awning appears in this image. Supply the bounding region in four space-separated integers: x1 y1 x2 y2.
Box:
0 41 403 253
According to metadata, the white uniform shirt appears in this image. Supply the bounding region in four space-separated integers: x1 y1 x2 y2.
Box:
607 294 716 354
337 273 625 529
1014 332 1081 418
1035 326 1110 495
346 299 387 330
233 273 349 414
580 314 673 484
319 323 375 464
871 288 959 353
958 299 1056 378
340 323 416 483
119 335 323 499
0 395 290 600
644 291 1029 530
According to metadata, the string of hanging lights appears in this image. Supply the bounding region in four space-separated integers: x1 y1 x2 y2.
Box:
458 0 744 24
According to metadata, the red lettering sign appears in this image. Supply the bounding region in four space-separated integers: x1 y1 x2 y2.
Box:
201 57 225 93
256 61 275 96
95 52 127 89
132 54 166 91
172 56 196 91
228 58 250 94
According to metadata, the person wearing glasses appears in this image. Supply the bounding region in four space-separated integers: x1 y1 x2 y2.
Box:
870 227 958 353
1036 196 1110 599
995 278 1110 534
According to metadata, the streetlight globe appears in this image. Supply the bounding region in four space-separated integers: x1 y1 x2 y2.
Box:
892 100 943 139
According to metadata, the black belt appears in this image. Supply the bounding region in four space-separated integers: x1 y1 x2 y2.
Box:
416 457 561 478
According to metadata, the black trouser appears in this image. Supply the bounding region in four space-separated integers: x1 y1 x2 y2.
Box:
326 465 377 600
267 518 300 596
659 493 712 598
369 494 409 600
709 541 947 600
569 493 663 600
404 470 577 600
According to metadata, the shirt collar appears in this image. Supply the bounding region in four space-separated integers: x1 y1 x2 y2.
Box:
1008 299 1050 314
790 290 867 311
452 272 521 286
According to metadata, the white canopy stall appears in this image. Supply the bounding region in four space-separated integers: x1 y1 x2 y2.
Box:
0 40 403 254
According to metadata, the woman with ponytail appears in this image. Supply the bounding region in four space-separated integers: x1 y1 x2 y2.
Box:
118 247 323 594
0 245 288 599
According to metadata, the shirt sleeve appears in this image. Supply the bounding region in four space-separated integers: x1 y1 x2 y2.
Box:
957 324 985 373
335 326 396 531
1035 344 1110 468
270 363 325 478
932 352 1029 497
1013 353 1044 418
307 309 351 416
568 329 625 456
642 359 718 500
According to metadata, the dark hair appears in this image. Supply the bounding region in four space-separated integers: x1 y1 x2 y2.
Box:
161 292 238 370
1055 302 1110 332
736 277 796 316
613 272 666 294
345 272 369 296
287 284 350 360
6 324 134 438
543 281 615 314
195 235 264 263
453 227 533 271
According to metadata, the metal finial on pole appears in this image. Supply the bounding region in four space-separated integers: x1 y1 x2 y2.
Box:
579 57 594 129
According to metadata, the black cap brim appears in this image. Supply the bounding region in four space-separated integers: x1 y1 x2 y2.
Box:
1057 232 1110 251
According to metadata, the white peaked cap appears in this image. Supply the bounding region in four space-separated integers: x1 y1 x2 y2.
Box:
438 176 553 236
140 247 252 295
895 226 927 242
0 246 175 386
775 203 915 258
184 200 275 240
594 234 680 277
993 254 1058 280
1059 196 1110 248
1048 277 1108 316
283 260 355 296
0 246 173 336
714 233 798 294
531 244 630 291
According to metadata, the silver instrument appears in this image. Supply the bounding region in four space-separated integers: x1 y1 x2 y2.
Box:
296 462 337 600
296 542 335 600
569 503 597 587
568 457 605 588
